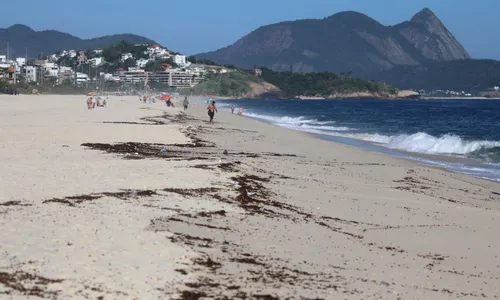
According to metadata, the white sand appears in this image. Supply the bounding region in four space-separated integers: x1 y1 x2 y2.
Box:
1 94 499 299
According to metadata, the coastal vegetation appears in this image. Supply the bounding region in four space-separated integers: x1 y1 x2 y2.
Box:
189 68 397 98
260 68 397 97
188 71 257 96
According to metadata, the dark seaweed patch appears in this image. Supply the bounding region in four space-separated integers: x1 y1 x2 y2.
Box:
81 142 210 161
0 201 32 207
0 270 63 298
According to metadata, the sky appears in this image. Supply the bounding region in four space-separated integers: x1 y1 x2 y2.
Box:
1 0 499 59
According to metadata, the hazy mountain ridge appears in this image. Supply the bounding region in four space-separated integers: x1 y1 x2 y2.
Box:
195 8 472 77
0 24 155 58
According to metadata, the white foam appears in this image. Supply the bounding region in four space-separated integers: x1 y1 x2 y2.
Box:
240 110 500 182
240 110 500 156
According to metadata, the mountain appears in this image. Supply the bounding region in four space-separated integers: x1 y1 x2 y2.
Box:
195 8 471 78
394 8 470 61
0 24 156 59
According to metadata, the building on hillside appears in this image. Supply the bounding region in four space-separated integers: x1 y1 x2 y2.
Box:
59 69 73 83
93 49 103 55
494 86 499 92
121 53 133 62
136 58 150 69
89 57 104 66
69 50 77 58
25 66 37 82
16 58 26 67
147 44 170 57
0 55 6 63
254 68 262 76
43 63 59 78
103 73 120 82
117 69 147 84
170 71 200 87
173 55 187 67
77 52 86 64
76 72 89 84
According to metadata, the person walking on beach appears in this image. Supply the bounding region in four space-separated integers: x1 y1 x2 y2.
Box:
238 106 244 116
231 105 235 114
207 101 218 123
183 97 189 111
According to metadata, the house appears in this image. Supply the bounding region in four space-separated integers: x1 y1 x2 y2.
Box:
89 57 104 66
44 63 59 76
136 58 150 69
254 68 262 76
59 69 73 83
76 72 89 83
147 44 161 54
121 53 133 62
77 52 86 63
16 58 26 67
173 55 187 67
25 66 37 82
494 86 499 92
0 55 6 63
147 44 170 57
68 50 77 58
93 49 104 55
161 63 172 70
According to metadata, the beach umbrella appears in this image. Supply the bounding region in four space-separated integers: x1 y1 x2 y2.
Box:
160 95 172 101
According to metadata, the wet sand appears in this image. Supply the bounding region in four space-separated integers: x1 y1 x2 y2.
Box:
1 94 499 299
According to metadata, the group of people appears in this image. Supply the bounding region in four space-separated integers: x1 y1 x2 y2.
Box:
206 102 244 123
140 95 156 104
231 105 244 116
86 96 107 110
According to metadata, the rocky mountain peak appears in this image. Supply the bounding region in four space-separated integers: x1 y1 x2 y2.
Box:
411 8 437 22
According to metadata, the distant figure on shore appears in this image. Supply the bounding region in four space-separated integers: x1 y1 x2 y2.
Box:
87 97 92 109
207 101 218 123
238 106 244 116
102 99 107 107
183 97 189 111
231 105 235 114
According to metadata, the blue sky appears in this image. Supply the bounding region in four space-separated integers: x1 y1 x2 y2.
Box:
1 0 498 59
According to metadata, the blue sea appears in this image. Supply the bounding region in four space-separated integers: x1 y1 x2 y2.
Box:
216 99 500 183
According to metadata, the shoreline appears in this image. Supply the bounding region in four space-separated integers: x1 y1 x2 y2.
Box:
213 97 500 183
1 95 499 299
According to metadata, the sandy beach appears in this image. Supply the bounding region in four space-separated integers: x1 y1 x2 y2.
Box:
1 94 499 300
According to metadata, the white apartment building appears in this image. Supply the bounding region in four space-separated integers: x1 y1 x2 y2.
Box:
136 58 150 69
118 69 147 84
121 53 133 62
89 57 104 66
76 72 89 83
494 86 499 92
43 63 59 77
0 55 6 63
93 49 104 55
147 44 170 57
173 55 187 66
25 66 37 82
16 58 26 67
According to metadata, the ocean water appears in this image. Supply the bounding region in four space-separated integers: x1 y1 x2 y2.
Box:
216 99 500 183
